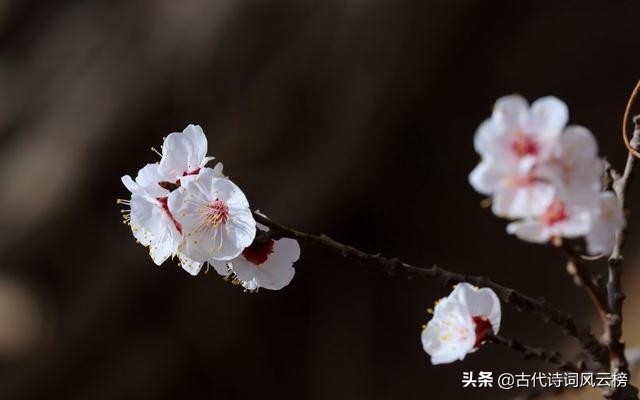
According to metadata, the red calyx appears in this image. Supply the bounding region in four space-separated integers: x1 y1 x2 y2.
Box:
242 239 275 265
472 316 493 348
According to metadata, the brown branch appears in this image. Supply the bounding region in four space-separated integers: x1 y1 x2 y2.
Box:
561 244 608 320
487 334 583 372
252 212 609 366
603 116 640 400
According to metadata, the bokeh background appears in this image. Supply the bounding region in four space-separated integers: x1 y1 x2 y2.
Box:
0 1 640 399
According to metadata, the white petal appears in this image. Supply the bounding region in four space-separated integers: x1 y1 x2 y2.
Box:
506 219 550 243
527 96 568 142
216 177 251 209
492 95 529 129
149 235 177 266
210 260 231 277
130 195 165 241
469 159 502 195
121 175 139 193
422 319 464 365
231 238 299 290
492 182 555 219
450 283 501 334
208 225 250 261
127 192 181 265
211 162 225 177
167 186 193 228
558 125 598 160
537 157 602 208
586 224 616 256
178 254 203 276
422 299 475 365
136 164 170 198
557 208 591 238
222 207 256 254
474 119 509 157
182 124 209 170
159 132 189 179
128 194 159 246
159 124 211 179
547 126 603 207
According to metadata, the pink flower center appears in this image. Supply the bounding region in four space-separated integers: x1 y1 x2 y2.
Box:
510 135 539 158
206 199 229 227
541 200 568 226
158 196 183 234
472 316 493 348
242 239 275 265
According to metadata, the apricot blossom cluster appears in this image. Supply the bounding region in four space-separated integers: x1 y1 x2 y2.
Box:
469 95 625 255
119 125 299 291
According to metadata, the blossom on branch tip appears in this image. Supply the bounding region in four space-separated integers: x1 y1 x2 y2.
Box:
421 283 501 365
221 219 300 291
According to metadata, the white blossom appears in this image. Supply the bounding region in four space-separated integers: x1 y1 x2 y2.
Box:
169 168 257 263
421 283 501 365
470 95 568 218
221 220 300 291
474 95 568 162
470 95 624 256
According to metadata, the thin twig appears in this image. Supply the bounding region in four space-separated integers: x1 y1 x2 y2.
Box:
622 81 640 159
487 334 583 372
561 244 609 320
603 115 640 400
252 212 609 365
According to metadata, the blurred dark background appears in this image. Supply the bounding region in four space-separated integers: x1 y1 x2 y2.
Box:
0 1 639 399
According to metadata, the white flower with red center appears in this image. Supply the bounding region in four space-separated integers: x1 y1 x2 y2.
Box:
585 192 626 256
219 220 300 291
421 283 501 365
120 164 182 265
159 124 216 180
506 199 591 245
169 168 256 263
470 95 569 218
